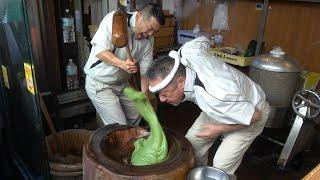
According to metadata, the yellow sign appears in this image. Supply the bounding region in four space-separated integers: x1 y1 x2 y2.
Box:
119 0 127 6
24 63 35 95
1 65 10 89
303 72 320 90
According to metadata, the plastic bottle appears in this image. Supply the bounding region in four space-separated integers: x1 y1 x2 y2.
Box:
66 59 79 90
61 9 75 43
210 35 215 47
214 30 223 48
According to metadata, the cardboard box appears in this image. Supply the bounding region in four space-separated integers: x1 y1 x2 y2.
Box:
163 10 170 15
155 27 174 37
154 36 174 48
163 15 175 27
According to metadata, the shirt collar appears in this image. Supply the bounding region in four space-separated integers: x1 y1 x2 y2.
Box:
129 11 137 29
183 67 196 102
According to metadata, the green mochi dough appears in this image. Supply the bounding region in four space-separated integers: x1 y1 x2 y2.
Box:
123 87 168 166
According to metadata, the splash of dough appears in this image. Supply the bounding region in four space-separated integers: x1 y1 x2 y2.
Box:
123 87 168 166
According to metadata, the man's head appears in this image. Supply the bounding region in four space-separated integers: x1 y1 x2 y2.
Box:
135 3 165 40
146 56 186 105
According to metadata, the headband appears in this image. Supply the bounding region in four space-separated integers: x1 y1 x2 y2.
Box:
149 51 181 92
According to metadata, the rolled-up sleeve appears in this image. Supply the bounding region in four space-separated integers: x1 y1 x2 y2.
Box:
90 12 114 56
139 37 154 75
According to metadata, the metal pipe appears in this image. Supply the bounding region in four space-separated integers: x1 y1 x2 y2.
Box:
255 0 269 56
260 134 285 146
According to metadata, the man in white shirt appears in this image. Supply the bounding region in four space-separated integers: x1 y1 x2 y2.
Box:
84 4 164 126
146 37 270 178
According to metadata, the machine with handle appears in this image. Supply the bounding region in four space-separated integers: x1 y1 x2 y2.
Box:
277 89 320 168
249 47 301 128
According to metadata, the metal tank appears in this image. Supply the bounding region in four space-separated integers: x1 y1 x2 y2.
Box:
249 47 301 128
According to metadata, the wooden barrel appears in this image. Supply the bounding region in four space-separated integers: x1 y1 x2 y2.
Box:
83 124 194 180
46 129 92 180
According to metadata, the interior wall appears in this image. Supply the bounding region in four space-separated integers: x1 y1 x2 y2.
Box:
182 0 261 50
264 1 320 72
182 0 320 72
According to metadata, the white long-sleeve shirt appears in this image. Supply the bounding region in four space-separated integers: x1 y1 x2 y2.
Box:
180 37 268 125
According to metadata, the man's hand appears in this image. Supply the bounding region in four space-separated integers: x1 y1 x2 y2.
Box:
97 50 138 73
196 123 223 139
121 58 138 73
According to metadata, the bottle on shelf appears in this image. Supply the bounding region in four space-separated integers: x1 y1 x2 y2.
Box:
61 9 75 43
213 30 223 48
210 35 215 47
66 59 79 90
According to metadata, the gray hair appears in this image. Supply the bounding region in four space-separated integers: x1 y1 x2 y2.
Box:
146 56 186 84
140 3 165 26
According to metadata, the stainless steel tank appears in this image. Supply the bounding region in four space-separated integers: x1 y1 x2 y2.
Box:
249 47 301 128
